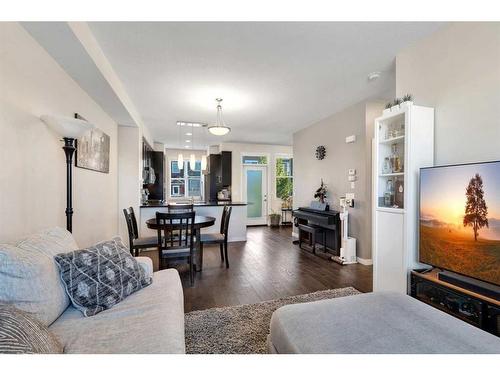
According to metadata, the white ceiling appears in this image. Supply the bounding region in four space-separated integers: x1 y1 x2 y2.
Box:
28 22 446 148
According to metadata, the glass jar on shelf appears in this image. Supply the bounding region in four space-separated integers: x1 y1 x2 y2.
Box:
384 179 395 207
382 157 391 174
389 144 403 173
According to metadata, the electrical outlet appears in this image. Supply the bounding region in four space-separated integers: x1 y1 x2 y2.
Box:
348 175 357 182
350 182 355 189
348 169 356 175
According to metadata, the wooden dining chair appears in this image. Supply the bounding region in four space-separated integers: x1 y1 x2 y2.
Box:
199 205 232 270
123 207 158 256
156 211 196 286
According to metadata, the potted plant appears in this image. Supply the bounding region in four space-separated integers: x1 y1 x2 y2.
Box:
314 179 327 203
391 97 402 112
400 94 414 109
269 211 281 227
383 102 393 115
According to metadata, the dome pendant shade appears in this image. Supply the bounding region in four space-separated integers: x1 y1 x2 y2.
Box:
208 98 231 136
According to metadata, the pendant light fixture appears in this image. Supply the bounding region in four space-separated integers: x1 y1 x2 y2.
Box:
177 120 184 170
201 154 207 171
201 124 207 171
208 98 231 136
189 123 196 170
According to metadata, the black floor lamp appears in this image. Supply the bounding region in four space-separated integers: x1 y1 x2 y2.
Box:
41 114 95 233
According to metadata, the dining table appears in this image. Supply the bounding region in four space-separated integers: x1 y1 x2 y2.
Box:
145 215 216 272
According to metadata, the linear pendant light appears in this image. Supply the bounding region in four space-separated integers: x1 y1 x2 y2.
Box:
189 124 196 170
208 98 231 136
177 119 183 170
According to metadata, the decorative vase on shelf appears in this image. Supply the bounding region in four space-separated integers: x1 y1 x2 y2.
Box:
389 144 403 173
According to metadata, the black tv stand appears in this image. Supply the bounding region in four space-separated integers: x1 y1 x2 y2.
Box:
438 270 500 300
411 269 499 337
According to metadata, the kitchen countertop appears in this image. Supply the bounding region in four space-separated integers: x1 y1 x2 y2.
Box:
140 201 247 208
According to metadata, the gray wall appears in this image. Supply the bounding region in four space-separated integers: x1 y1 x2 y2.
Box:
396 22 500 165
293 101 384 260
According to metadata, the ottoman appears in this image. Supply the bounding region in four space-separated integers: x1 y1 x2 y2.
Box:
268 292 500 353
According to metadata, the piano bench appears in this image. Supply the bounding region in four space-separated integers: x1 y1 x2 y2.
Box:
298 224 326 254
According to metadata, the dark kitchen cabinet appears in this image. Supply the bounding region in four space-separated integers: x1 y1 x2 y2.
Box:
221 151 232 186
204 151 232 201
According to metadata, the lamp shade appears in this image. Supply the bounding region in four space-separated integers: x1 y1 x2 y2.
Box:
189 154 196 170
208 125 231 136
201 155 207 171
41 115 95 139
178 153 184 169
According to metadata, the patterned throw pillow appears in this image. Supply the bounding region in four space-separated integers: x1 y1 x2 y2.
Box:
0 304 63 354
54 237 152 317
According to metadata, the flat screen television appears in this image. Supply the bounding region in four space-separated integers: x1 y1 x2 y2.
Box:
419 160 500 286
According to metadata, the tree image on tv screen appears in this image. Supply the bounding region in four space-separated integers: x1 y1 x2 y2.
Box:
463 173 489 241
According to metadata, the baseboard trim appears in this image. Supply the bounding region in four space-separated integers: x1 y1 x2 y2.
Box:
357 257 373 266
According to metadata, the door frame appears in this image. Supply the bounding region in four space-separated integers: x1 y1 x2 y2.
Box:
242 164 268 226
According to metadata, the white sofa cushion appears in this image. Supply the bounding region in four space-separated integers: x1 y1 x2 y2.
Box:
0 227 78 326
49 269 185 354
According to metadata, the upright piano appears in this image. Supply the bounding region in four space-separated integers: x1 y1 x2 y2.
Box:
293 204 341 254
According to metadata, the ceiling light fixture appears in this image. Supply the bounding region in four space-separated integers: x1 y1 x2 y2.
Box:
208 98 231 136
367 71 381 82
200 124 207 171
189 124 196 170
177 119 184 170
177 121 206 128
186 132 192 136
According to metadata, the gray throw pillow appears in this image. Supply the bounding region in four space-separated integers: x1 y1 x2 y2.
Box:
54 237 152 317
0 304 63 354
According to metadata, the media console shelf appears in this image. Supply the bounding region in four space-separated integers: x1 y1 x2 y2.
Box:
410 269 499 337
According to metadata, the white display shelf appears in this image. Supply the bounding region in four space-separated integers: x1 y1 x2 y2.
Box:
376 207 405 214
379 135 405 145
379 172 404 177
372 103 434 294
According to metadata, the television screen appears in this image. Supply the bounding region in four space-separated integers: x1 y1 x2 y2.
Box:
419 160 500 286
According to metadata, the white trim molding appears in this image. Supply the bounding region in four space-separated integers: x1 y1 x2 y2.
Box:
357 257 373 266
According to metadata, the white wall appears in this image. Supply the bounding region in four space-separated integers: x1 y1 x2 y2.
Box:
293 101 384 260
219 142 293 214
0 23 118 247
396 22 500 165
118 126 143 241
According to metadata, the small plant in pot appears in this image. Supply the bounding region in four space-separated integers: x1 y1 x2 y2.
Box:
383 102 393 115
400 94 414 108
391 97 402 111
269 211 281 227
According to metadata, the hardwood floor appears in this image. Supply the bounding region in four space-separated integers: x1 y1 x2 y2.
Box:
178 225 372 313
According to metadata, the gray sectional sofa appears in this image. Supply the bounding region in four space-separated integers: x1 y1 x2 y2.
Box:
0 227 185 354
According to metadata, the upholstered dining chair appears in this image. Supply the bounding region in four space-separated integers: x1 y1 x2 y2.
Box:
123 207 158 256
199 205 232 270
156 211 196 286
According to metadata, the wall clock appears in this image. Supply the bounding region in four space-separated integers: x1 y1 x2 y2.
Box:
315 146 326 160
